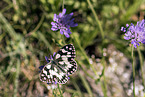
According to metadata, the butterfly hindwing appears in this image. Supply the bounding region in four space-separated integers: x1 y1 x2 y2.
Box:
40 62 69 84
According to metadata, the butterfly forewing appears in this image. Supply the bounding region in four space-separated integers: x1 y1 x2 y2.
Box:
55 44 77 75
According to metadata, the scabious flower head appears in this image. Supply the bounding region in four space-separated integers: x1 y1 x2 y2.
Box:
51 9 78 38
121 19 145 48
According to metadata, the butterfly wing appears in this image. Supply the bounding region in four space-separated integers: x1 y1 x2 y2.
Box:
54 44 77 75
40 62 68 84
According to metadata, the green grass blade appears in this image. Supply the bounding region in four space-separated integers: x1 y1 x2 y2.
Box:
121 0 145 22
87 0 104 39
13 59 20 97
79 73 93 97
0 12 17 40
37 31 53 54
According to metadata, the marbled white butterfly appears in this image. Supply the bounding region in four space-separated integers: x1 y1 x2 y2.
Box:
39 44 77 84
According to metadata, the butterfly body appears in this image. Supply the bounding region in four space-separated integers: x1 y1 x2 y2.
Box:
40 44 77 84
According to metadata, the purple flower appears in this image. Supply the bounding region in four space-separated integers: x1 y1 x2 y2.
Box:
51 9 78 38
121 19 145 48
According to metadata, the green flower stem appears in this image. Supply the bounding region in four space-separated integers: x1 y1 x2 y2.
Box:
52 88 57 97
0 4 13 13
131 45 136 97
101 81 107 97
72 33 99 78
14 59 20 97
65 89 81 95
77 60 95 80
87 0 104 39
79 73 93 97
0 13 17 40
137 47 144 89
57 83 63 97
101 56 107 97
12 0 20 15
61 35 66 45
51 87 57 97
62 0 64 10
71 76 83 97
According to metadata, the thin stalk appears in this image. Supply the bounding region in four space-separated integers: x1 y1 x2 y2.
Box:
52 88 57 97
61 35 66 45
12 0 20 15
0 13 17 40
13 59 20 97
72 33 99 78
65 89 81 94
61 0 65 45
101 56 107 97
71 76 83 97
131 45 136 97
77 60 95 80
87 0 104 39
101 82 107 97
79 73 93 97
0 4 13 13
137 47 144 89
62 0 64 10
57 84 63 97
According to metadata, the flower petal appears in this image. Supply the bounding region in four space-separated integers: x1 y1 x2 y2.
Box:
45 56 50 63
51 27 58 31
60 30 63 34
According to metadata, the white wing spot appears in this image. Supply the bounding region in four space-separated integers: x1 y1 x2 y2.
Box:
67 55 71 57
54 67 58 72
59 61 64 64
44 77 46 80
62 49 68 53
56 54 60 59
43 70 47 75
47 75 50 78
62 56 68 61
46 65 51 69
67 52 71 54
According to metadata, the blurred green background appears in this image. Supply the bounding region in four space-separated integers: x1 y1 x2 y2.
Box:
0 0 145 97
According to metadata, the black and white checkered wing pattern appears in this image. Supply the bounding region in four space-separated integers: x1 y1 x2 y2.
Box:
40 62 69 84
54 44 77 75
40 44 77 84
